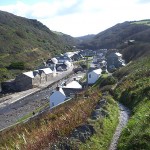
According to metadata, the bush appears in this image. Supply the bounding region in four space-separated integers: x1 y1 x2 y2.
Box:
99 76 117 87
8 62 25 70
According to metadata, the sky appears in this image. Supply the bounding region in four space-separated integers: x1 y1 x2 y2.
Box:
0 0 150 37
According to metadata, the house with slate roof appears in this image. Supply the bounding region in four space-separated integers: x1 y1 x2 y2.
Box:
15 70 40 91
50 87 66 109
106 52 125 71
88 68 102 84
62 79 83 97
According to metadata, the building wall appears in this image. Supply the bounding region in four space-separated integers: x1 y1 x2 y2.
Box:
88 72 100 84
15 74 33 91
46 73 53 81
40 72 46 84
50 91 66 108
1 80 16 93
63 88 83 97
32 75 40 87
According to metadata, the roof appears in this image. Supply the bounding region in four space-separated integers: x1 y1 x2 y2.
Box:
90 68 102 75
115 52 122 57
64 52 75 58
50 87 66 100
39 68 53 74
23 71 38 78
63 81 82 89
64 61 72 67
51 57 58 64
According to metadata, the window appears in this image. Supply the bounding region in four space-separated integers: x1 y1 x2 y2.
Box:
52 102 54 106
89 74 91 78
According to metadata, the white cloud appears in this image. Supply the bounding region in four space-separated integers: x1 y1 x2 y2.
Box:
0 0 150 36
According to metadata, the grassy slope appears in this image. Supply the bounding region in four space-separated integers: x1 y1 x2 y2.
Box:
0 11 77 82
79 95 119 150
0 88 101 149
113 56 150 150
0 83 119 150
78 20 150 49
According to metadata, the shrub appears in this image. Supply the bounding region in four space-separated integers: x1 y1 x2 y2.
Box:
8 62 25 70
99 76 117 87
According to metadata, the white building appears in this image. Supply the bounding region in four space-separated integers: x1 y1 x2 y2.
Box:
88 68 102 84
50 87 66 109
62 80 82 89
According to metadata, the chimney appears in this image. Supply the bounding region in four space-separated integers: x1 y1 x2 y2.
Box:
56 86 60 91
64 82 67 86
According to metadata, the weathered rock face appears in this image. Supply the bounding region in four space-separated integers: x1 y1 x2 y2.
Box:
91 98 109 120
95 99 107 109
70 124 96 143
50 137 75 150
49 97 109 149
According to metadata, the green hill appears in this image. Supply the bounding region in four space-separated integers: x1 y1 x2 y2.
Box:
78 20 150 62
113 56 150 150
77 20 150 150
0 10 77 82
0 15 150 149
78 20 150 49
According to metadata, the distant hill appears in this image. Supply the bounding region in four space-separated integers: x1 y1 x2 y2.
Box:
54 31 79 46
0 10 77 82
76 34 95 43
78 20 150 62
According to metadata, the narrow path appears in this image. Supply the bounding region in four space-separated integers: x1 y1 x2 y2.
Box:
109 103 130 150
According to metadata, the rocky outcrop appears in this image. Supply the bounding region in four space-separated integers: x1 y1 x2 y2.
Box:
49 98 109 149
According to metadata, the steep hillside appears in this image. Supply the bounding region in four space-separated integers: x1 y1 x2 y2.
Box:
78 21 150 49
76 34 95 43
113 56 150 150
53 31 79 46
0 10 77 82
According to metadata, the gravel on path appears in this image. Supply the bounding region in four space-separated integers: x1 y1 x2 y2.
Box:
108 103 130 150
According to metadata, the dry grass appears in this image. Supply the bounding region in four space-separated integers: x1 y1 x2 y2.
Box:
0 87 101 150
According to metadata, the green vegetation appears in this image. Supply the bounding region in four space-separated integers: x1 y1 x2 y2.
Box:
16 103 49 123
0 88 102 149
92 73 112 88
0 68 12 82
0 10 77 82
132 19 150 26
113 57 150 150
8 62 25 70
78 21 150 61
79 95 119 150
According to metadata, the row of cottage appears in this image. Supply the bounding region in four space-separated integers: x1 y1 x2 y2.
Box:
1 49 125 93
1 54 74 92
49 49 126 109
49 67 102 109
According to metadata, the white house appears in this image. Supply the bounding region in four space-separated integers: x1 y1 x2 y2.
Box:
62 80 82 89
50 87 66 109
88 68 102 84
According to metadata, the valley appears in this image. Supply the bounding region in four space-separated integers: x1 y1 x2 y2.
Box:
0 10 149 150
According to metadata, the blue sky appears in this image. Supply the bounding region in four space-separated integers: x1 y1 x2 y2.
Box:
0 0 150 37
